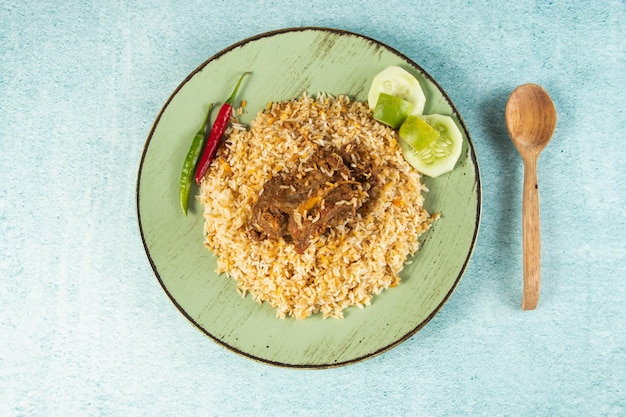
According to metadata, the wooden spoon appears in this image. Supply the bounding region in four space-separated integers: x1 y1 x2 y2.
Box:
505 84 557 310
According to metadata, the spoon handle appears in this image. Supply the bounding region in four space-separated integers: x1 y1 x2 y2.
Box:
522 155 541 310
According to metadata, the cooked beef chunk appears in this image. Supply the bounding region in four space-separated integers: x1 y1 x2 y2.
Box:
249 144 378 253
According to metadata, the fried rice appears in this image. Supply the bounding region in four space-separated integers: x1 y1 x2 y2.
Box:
198 93 436 319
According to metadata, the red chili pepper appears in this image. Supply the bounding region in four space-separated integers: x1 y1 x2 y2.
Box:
194 72 250 184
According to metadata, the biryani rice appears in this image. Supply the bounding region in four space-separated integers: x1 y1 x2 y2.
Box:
198 93 436 319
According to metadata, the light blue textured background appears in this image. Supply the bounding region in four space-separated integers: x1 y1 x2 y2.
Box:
1 1 624 416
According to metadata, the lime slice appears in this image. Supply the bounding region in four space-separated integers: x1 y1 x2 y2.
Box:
368 66 426 115
398 115 440 150
372 93 413 128
399 114 463 178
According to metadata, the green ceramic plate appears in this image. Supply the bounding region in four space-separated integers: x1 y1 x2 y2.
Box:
137 27 481 368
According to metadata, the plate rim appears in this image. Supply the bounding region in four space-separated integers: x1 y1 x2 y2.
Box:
136 26 482 368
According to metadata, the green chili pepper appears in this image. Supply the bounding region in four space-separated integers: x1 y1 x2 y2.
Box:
180 103 214 216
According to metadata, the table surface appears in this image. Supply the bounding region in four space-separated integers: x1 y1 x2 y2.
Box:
1 1 625 416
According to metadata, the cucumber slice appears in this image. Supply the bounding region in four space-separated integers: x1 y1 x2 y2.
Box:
373 93 413 129
399 114 463 178
368 66 426 115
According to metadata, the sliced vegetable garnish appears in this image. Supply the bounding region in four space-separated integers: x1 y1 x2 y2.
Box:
373 93 413 128
399 114 463 178
367 66 426 116
398 115 440 150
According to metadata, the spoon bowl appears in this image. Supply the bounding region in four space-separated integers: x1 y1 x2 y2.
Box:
505 83 557 310
506 84 557 150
